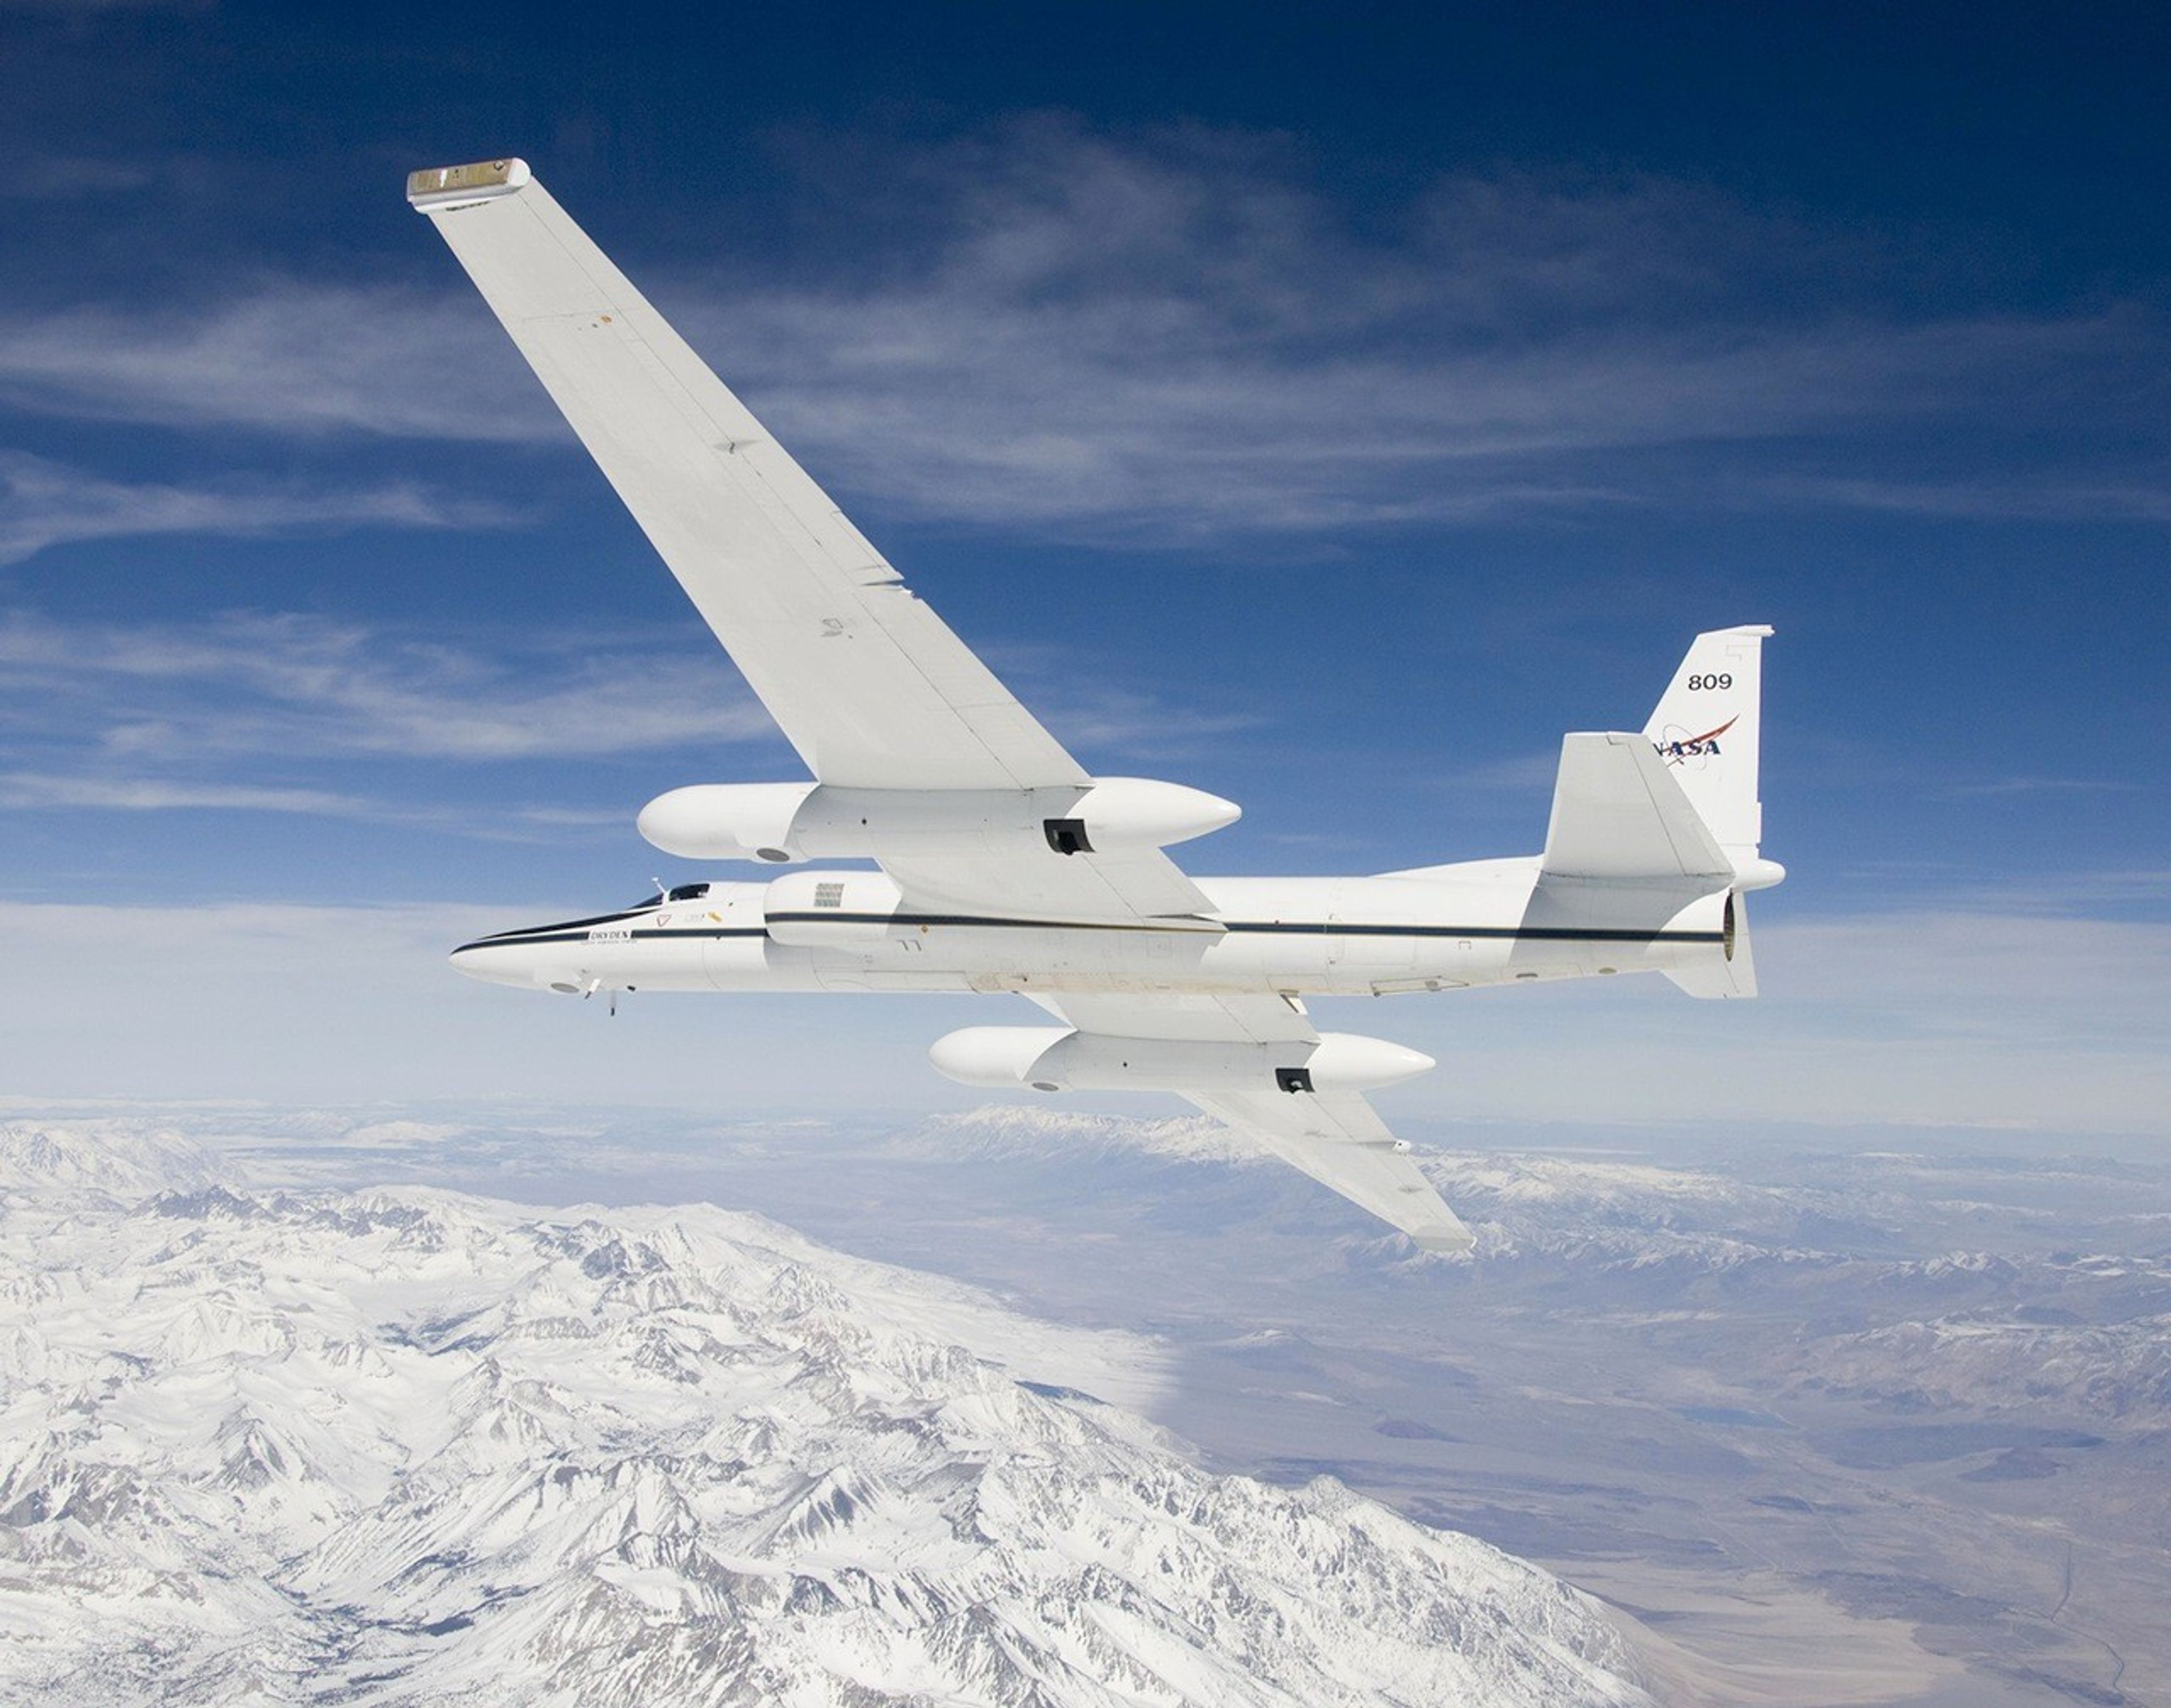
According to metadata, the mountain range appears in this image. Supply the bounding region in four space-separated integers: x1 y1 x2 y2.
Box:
0 1120 1651 1706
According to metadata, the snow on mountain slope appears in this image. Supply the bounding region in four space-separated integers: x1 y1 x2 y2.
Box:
895 1106 1260 1166
1768 1308 2171 1420
0 1124 1648 1707
0 1120 217 1198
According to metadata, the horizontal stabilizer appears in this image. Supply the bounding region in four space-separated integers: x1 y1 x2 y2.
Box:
1540 733 1732 884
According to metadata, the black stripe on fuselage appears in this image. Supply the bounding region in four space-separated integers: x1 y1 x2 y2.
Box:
461 905 658 946
770 912 1720 944
1226 920 1717 944
461 911 1724 951
454 924 766 952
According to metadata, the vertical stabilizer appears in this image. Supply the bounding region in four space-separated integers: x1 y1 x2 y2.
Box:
1642 625 1772 866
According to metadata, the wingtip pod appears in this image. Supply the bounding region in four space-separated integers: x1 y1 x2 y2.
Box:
407 157 532 210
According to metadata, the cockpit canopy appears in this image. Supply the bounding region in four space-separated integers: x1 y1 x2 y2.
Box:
629 883 713 909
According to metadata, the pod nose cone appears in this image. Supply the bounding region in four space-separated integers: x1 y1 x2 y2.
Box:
1732 857 1787 892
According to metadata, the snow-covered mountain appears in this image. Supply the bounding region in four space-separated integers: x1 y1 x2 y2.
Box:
894 1105 1261 1167
0 1123 1649 1707
1762 1301 2171 1420
0 1119 217 1199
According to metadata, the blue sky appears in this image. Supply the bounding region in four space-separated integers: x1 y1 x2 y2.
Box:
2 2 2166 1132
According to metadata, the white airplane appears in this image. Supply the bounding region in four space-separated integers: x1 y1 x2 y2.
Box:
413 159 1783 1254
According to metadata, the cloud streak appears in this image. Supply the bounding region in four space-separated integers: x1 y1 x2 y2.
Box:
0 605 1265 790
0 610 777 775
0 453 517 564
0 772 373 814
0 292 554 442
0 770 636 843
1364 910 2171 1139
698 131 2164 536
0 154 155 200
2 122 2160 543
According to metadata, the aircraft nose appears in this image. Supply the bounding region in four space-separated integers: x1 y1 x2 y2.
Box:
449 937 540 988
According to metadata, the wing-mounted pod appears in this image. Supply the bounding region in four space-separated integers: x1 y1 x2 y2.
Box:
929 1026 1435 1096
640 782 822 863
638 778 1239 865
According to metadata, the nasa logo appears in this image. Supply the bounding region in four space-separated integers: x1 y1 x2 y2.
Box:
1654 715 1737 764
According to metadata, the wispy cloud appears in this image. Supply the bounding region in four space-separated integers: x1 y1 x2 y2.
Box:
0 289 554 441
1751 475 2171 523
678 126 2167 535
1944 776 2141 798
0 452 516 564
0 773 372 814
0 606 1265 825
0 770 633 841
0 610 774 768
0 155 155 199
1430 750 1562 796
979 642 1263 758
3 121 2159 542
1372 910 2171 1136
1764 911 2171 1011
1884 866 2171 917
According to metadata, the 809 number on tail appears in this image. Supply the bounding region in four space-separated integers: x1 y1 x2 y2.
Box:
1687 672 1733 691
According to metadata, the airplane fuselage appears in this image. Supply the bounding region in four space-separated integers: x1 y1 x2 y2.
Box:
452 857 1734 1002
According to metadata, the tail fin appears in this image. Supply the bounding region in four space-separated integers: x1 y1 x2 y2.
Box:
1643 625 1772 867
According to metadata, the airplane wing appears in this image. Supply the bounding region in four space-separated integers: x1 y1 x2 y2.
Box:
1037 991 1475 1253
408 159 1212 923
